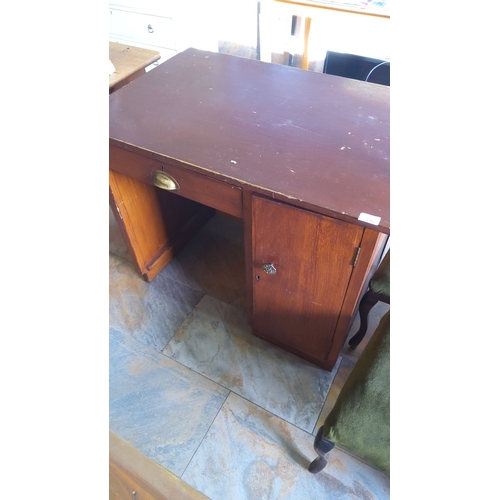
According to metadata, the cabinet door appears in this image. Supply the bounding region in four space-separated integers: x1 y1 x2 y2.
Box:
252 195 363 361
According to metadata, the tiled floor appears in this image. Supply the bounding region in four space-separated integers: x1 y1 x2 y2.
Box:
109 208 390 499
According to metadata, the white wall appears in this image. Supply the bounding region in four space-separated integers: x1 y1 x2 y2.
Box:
258 1 389 69
109 0 390 71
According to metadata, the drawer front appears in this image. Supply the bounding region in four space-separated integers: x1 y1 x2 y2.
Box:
109 8 176 50
110 145 243 219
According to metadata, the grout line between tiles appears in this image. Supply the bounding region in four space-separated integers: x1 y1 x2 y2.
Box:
178 388 321 485
225 390 321 437
161 334 340 435
166 359 328 436
158 292 207 354
179 390 232 480
115 298 340 438
162 274 206 296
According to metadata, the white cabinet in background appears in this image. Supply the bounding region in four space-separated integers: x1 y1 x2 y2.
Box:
109 2 219 70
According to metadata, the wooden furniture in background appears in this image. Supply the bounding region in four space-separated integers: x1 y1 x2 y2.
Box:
259 0 390 69
109 48 389 370
109 42 160 93
110 432 207 500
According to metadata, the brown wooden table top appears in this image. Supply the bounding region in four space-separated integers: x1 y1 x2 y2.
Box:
109 48 389 233
109 42 161 89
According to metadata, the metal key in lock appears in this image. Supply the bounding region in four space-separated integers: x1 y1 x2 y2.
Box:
262 263 277 275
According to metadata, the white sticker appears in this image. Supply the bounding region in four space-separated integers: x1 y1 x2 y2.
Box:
358 212 381 225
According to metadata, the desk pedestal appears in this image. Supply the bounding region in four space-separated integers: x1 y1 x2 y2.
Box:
110 162 386 370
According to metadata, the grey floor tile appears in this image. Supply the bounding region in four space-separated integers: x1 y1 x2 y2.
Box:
109 204 389 498
109 207 131 262
109 254 205 352
109 327 229 477
163 295 338 433
182 392 390 500
160 212 246 311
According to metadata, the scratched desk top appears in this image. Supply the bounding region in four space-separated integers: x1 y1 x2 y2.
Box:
109 48 389 232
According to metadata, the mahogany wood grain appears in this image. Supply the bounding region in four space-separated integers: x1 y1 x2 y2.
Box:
243 190 255 325
109 169 213 282
252 195 363 362
109 49 390 370
109 48 389 233
110 145 243 219
109 170 167 281
326 227 387 369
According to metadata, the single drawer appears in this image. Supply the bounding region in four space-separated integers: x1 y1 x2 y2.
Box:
109 8 176 50
109 145 243 219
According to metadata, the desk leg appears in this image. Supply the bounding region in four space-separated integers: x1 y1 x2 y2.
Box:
109 170 213 282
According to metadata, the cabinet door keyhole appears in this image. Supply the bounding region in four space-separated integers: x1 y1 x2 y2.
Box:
263 263 277 275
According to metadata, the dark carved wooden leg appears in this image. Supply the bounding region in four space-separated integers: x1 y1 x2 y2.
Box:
308 426 335 474
348 290 379 349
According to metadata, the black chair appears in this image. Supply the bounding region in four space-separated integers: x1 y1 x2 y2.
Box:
323 51 390 86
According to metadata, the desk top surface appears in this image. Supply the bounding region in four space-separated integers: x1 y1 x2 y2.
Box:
109 42 160 89
109 48 389 232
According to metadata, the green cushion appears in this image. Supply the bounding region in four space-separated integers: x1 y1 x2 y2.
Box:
370 249 390 297
323 310 390 475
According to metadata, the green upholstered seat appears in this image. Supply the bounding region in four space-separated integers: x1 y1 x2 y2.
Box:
309 310 390 476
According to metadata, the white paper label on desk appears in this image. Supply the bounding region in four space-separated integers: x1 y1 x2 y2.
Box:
358 212 381 225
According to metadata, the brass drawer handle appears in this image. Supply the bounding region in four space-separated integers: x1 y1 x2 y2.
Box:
152 170 180 191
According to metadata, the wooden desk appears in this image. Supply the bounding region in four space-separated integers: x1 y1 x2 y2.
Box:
109 42 160 94
109 48 389 370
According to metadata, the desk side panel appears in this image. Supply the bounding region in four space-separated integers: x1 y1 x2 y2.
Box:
326 227 388 367
109 169 213 282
